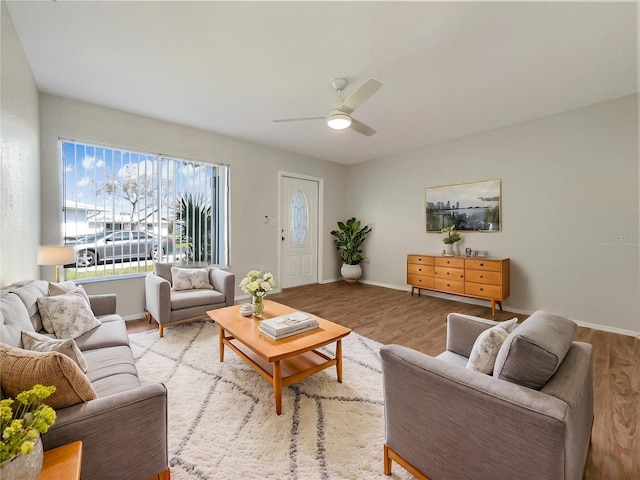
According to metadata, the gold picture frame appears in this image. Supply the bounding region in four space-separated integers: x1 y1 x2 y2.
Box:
425 179 501 232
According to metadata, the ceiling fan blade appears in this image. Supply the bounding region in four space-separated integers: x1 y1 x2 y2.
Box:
340 78 383 114
272 116 325 123
350 118 377 136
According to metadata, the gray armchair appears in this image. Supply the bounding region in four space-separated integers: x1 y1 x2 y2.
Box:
381 310 593 480
145 263 235 337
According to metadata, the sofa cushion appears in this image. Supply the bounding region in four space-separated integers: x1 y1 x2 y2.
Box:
83 346 140 397
73 317 130 351
43 282 90 332
0 343 97 409
466 318 518 374
171 289 225 310
171 267 213 291
37 289 101 340
7 280 49 331
21 330 88 372
493 310 577 390
0 292 35 347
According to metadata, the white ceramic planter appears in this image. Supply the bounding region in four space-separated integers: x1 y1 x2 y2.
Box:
341 264 362 284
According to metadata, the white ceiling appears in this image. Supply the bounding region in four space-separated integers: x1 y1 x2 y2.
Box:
6 1 638 165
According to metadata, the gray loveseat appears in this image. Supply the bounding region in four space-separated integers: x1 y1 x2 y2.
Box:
0 280 169 480
381 310 593 480
145 262 235 337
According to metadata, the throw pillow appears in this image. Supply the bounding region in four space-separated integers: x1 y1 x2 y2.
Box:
493 310 577 390
21 331 88 372
45 282 91 333
171 267 213 291
466 318 518 374
0 343 97 409
37 288 101 340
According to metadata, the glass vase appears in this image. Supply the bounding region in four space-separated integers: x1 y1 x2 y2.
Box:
252 295 264 317
0 435 43 480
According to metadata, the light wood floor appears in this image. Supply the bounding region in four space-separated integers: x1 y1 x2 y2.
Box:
128 281 640 479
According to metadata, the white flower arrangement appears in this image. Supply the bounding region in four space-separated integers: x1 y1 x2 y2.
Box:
239 270 275 298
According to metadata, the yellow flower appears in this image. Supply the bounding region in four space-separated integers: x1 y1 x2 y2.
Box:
20 441 35 455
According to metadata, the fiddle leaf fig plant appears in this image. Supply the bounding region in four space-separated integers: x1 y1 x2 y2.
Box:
330 218 372 265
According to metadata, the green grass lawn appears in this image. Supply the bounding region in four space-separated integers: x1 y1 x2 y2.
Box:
64 264 154 281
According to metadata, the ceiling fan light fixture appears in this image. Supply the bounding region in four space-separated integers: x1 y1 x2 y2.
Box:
327 112 352 130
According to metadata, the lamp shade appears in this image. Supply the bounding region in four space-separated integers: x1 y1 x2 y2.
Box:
327 112 352 130
37 245 76 266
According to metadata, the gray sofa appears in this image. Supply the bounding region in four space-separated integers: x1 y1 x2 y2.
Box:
145 262 235 337
381 310 594 480
0 280 169 480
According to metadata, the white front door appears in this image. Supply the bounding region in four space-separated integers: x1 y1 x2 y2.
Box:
280 176 319 288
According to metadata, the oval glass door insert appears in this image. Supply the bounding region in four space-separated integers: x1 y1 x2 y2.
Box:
290 191 308 245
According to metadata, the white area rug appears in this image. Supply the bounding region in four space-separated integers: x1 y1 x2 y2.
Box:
129 321 414 480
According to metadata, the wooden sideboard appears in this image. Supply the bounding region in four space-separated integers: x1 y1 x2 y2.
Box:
407 254 510 315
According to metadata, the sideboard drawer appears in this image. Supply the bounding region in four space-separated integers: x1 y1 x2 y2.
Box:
465 282 501 299
464 270 501 285
407 264 434 276
465 259 502 272
435 278 465 294
408 255 435 266
435 257 465 269
407 274 434 289
434 266 465 281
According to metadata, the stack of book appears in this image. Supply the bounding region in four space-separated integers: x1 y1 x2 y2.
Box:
259 311 319 340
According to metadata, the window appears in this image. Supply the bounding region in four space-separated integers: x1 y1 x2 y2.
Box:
60 140 229 281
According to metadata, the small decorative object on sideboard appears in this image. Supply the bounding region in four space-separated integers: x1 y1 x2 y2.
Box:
239 270 275 317
441 226 461 256
0 384 57 480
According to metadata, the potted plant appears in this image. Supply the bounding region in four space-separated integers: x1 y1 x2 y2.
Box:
441 225 462 256
0 384 56 480
330 218 372 284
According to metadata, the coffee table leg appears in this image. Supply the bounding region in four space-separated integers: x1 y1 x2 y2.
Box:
336 339 343 383
273 361 282 415
218 325 225 362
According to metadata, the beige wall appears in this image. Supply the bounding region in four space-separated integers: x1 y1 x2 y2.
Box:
348 95 639 334
0 1 41 287
38 94 349 318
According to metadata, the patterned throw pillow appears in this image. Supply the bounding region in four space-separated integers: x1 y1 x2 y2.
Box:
466 318 518 374
37 288 101 340
44 282 91 333
21 330 88 372
0 343 97 409
171 267 213 291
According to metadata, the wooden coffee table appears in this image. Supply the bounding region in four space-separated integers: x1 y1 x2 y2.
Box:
207 300 351 415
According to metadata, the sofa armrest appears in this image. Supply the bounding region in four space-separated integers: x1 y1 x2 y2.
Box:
211 268 235 306
446 312 501 357
381 344 570 480
88 294 117 317
42 383 168 480
145 273 171 324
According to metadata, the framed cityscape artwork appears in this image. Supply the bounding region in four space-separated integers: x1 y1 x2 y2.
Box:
425 179 501 232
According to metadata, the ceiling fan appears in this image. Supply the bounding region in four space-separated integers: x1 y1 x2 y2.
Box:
273 78 383 136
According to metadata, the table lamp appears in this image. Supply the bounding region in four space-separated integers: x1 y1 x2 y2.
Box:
37 245 76 282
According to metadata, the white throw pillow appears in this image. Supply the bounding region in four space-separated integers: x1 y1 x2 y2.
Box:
44 282 91 333
37 288 101 340
21 330 88 372
171 267 213 291
466 318 518 374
